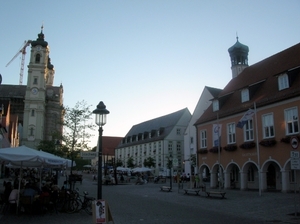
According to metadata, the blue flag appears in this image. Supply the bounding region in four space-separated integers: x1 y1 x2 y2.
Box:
236 109 255 128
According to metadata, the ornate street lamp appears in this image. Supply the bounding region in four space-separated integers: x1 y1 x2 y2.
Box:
93 101 109 200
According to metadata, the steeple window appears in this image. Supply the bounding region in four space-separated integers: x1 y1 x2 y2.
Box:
35 54 41 63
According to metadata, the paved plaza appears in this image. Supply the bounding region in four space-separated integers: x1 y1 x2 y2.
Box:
1 173 300 224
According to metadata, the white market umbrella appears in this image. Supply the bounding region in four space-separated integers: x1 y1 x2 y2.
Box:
132 167 152 173
117 167 131 172
0 146 69 209
0 145 67 167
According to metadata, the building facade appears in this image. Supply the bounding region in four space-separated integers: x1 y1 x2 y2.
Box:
195 39 300 193
0 27 64 149
183 86 221 176
116 108 191 176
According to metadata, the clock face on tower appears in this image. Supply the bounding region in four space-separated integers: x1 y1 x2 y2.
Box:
31 87 38 95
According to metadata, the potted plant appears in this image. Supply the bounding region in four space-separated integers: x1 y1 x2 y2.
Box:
259 139 277 147
239 141 255 149
224 144 237 151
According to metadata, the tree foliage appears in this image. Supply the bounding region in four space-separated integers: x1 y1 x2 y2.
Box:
116 159 123 167
126 157 135 168
143 157 156 168
63 100 95 153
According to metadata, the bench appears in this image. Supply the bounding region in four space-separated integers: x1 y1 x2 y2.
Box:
160 186 172 192
184 189 201 195
206 191 226 199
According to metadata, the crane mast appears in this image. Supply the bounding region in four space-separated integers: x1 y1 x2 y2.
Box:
6 40 32 85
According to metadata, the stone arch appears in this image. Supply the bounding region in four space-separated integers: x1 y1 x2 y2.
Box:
261 159 282 191
211 163 225 188
225 162 241 189
241 161 259 191
198 164 210 184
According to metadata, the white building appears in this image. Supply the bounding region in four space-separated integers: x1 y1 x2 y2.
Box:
183 86 221 175
115 108 191 176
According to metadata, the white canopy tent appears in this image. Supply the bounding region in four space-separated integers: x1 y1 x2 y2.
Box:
0 145 68 167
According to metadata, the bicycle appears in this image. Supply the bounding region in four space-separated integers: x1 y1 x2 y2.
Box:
74 188 95 215
56 189 78 214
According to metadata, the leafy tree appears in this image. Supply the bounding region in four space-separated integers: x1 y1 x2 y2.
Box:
37 139 64 157
166 154 173 169
62 100 95 173
190 154 196 167
143 157 156 168
126 157 135 168
116 159 123 167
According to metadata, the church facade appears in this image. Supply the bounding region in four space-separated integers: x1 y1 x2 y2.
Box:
0 28 64 149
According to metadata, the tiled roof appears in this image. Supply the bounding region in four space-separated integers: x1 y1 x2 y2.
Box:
0 85 26 98
205 86 223 98
0 84 61 99
195 42 300 125
117 108 189 148
102 136 123 155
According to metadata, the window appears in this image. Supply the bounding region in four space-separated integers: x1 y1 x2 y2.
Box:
262 113 274 138
244 119 254 141
29 127 34 136
33 77 38 84
213 100 219 112
168 141 173 152
176 128 181 135
190 137 193 144
200 130 207 148
35 54 41 63
278 73 289 90
241 88 249 103
31 109 35 117
176 142 181 152
285 107 299 135
227 123 236 144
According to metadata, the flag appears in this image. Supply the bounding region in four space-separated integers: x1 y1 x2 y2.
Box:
213 124 222 146
236 109 255 128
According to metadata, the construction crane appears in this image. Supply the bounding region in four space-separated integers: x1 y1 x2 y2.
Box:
6 40 32 85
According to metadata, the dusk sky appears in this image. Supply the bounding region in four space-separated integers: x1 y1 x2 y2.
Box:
0 1 299 147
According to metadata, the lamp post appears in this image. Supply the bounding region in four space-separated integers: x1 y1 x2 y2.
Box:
93 101 109 200
167 154 173 189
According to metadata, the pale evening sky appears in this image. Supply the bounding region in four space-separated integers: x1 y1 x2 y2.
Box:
0 1 299 147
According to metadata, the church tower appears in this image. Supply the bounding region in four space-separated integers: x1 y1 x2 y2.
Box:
228 37 249 78
22 27 63 148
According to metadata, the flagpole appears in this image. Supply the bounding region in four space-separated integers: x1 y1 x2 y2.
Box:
254 102 261 196
217 113 221 192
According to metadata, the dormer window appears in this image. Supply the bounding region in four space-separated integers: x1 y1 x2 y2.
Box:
213 99 219 112
241 88 249 103
278 73 289 90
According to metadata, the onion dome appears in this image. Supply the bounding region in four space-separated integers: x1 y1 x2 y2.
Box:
31 25 48 48
228 37 249 66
